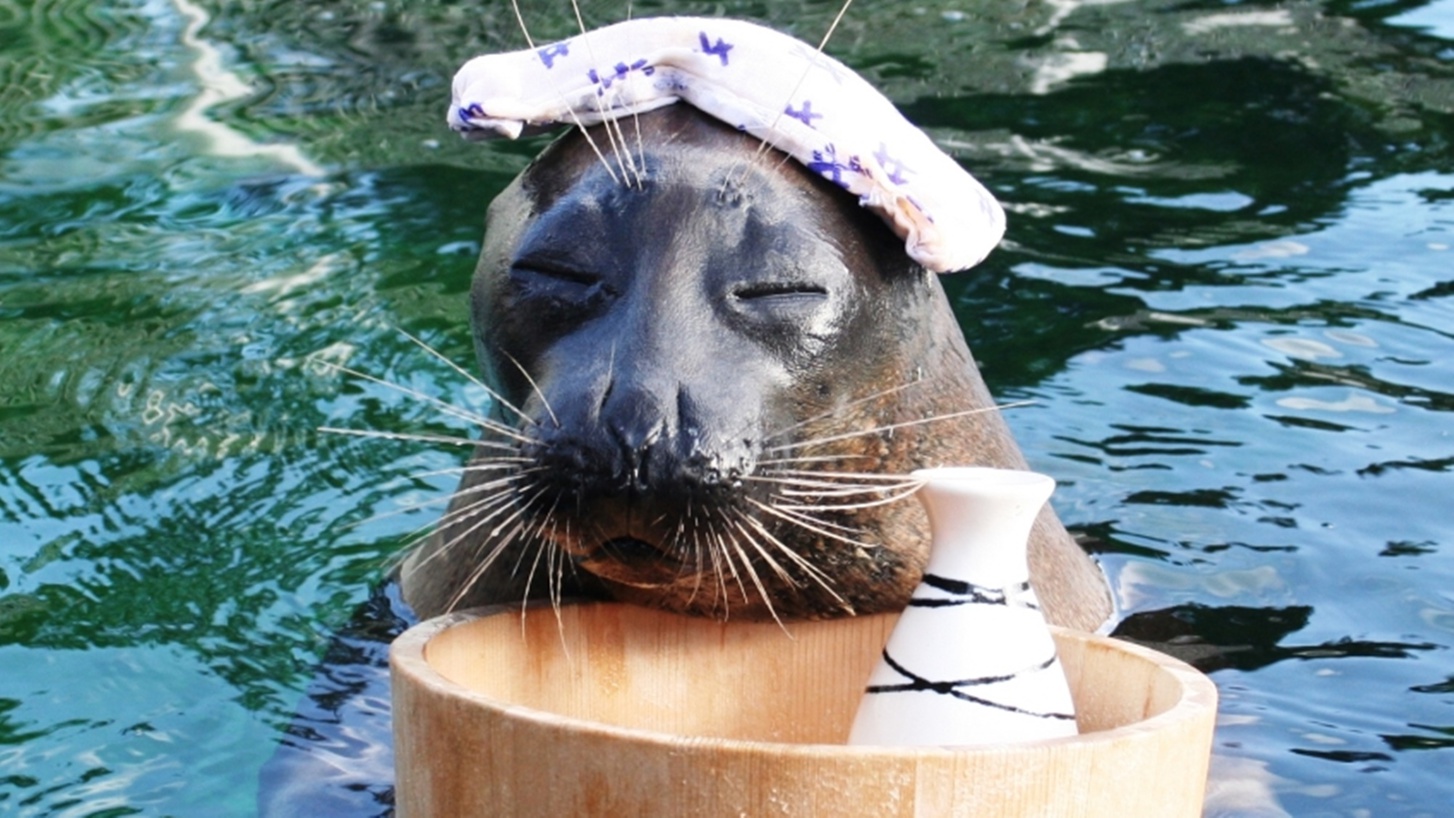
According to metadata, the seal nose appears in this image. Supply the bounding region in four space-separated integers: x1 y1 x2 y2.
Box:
601 382 670 491
590 378 750 502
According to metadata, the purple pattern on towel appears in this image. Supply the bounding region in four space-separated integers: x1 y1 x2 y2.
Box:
699 32 734 66
808 144 857 189
537 42 570 68
874 143 912 185
588 59 656 94
785 100 823 127
457 102 486 127
446 16 1008 273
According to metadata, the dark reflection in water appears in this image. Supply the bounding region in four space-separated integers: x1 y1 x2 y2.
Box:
1115 603 1442 672
2 0 1453 815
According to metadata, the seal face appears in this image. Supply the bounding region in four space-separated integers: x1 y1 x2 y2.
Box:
402 105 1110 629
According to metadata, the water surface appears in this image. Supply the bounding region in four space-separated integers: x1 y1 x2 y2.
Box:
2 1 1452 815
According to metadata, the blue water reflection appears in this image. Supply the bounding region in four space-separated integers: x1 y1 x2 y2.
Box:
1390 0 1454 41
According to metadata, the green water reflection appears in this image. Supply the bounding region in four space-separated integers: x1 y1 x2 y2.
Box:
2 0 1452 815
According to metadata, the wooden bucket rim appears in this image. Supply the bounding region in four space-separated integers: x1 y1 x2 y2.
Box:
389 602 1219 760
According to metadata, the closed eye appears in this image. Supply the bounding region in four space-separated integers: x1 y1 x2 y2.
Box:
508 259 613 317
732 281 828 301
513 261 601 287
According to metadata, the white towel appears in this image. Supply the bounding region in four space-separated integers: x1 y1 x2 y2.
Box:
448 16 1005 274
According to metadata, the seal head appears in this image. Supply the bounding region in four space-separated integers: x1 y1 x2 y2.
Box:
402 105 1110 629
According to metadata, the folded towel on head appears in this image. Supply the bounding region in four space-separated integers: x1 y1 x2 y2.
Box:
449 16 1005 274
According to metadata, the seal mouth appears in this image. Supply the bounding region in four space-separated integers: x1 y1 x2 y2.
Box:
598 536 664 564
578 534 687 588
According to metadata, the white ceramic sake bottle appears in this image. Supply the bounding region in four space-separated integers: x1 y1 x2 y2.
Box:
848 466 1079 747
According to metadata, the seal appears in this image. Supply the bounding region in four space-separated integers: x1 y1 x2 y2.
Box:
399 104 1111 631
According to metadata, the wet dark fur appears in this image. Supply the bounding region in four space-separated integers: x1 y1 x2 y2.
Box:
400 105 1110 630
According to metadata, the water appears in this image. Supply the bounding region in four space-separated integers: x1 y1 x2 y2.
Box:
1 0 1451 815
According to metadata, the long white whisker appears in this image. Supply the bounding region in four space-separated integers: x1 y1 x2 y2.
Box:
517 491 563 592
570 0 635 188
492 485 552 576
728 519 796 629
624 0 646 182
818 0 857 50
501 517 538 581
447 528 519 613
320 426 521 450
400 460 534 483
760 468 917 482
752 499 865 536
498 499 561 627
711 521 749 609
767 476 919 497
516 533 549 619
340 471 529 532
605 97 641 187
777 482 924 511
410 499 517 575
499 348 559 429
754 475 918 498
693 503 729 615
410 489 525 574
726 515 795 587
508 0 536 49
745 496 878 549
766 401 1034 454
733 0 858 187
722 521 782 627
396 327 536 428
739 512 849 612
770 0 861 178
763 382 924 443
747 473 920 491
438 471 535 506
756 453 874 467
443 483 554 613
678 501 708 609
775 484 917 500
317 362 532 442
509 0 621 185
627 0 647 189
547 517 566 629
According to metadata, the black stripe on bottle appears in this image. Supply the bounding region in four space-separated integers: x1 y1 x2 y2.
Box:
909 574 1039 610
864 649 1075 721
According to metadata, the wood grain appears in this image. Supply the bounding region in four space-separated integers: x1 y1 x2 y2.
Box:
392 604 1216 817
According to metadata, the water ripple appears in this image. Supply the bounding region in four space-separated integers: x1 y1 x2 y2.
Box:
0 0 151 148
